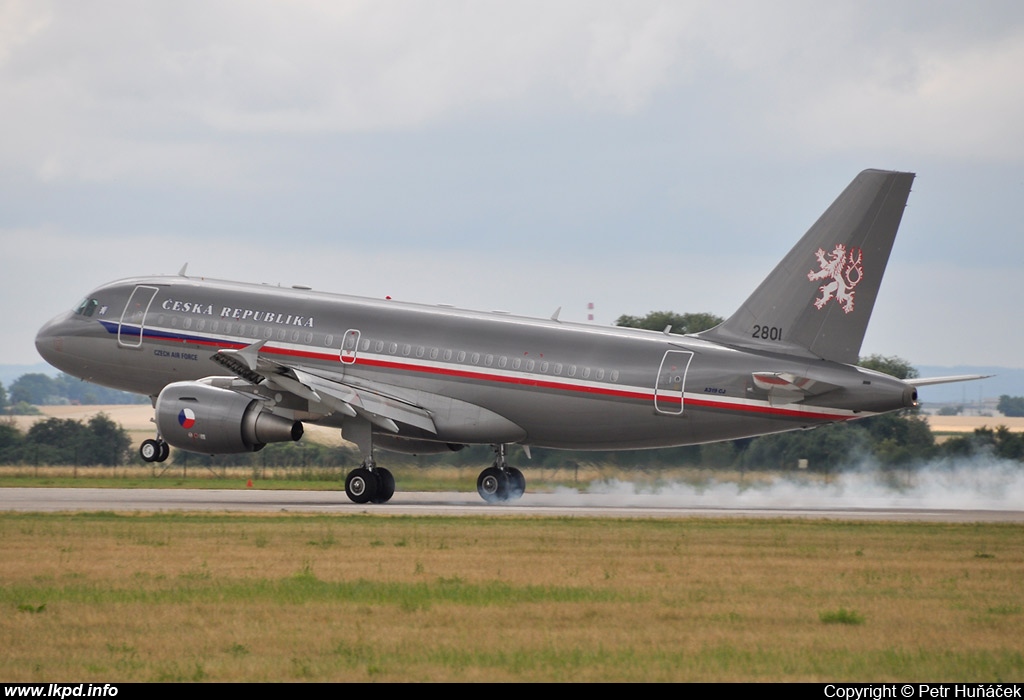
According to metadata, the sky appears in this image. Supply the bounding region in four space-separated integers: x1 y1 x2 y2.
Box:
2 0 1023 369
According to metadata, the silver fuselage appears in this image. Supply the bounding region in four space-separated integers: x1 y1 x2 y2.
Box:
36 275 914 451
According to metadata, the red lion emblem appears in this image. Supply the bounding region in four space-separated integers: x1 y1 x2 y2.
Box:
807 244 864 313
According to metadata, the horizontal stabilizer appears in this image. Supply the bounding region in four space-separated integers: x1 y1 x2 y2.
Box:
905 374 993 387
751 371 840 395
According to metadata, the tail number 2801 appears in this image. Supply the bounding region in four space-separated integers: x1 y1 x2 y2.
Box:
752 325 783 341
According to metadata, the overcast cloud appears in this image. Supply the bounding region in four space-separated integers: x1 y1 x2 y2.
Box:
2 0 1022 368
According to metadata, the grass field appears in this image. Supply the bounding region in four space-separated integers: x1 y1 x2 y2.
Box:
2 511 1022 682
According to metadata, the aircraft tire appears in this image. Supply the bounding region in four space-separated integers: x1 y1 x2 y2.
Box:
371 468 395 504
156 441 170 462
477 466 509 503
506 467 526 500
140 439 161 463
346 468 379 504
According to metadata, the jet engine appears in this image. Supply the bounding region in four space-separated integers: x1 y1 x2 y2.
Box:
155 381 303 454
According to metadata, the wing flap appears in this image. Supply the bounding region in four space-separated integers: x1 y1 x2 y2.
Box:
211 342 437 434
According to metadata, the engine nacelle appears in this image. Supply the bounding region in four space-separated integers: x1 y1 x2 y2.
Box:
155 381 303 454
373 435 466 456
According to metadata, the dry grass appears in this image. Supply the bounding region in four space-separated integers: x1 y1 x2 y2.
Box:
1 512 1022 682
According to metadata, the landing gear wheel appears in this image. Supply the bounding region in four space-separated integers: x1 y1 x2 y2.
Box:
140 439 161 463
345 467 379 504
506 467 526 500
371 468 395 504
477 466 509 503
156 441 170 463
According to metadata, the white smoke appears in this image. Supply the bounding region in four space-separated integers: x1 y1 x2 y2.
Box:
540 456 1024 511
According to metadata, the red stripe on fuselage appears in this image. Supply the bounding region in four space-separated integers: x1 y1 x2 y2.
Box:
143 328 851 423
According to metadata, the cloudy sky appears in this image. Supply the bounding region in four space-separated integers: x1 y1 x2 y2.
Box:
2 0 1022 369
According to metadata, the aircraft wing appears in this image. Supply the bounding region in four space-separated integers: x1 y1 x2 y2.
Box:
211 343 437 435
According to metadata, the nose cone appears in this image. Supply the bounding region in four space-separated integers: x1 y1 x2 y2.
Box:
35 312 72 371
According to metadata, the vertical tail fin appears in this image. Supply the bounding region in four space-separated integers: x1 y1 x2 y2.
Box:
699 169 915 364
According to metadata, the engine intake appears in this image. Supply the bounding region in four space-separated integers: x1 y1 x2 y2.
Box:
155 381 303 454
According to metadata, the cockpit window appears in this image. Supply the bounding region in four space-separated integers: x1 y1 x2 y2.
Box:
74 298 99 317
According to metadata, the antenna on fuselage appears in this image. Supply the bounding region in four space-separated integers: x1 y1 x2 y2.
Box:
177 263 189 277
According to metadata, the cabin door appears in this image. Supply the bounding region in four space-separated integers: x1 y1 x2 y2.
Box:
654 350 693 415
118 286 159 348
340 329 361 365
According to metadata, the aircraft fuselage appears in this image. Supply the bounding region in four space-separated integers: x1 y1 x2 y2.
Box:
36 274 913 452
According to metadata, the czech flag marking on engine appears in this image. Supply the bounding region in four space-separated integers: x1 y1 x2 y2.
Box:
178 408 196 429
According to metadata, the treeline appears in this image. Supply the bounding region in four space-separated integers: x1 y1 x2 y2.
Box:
0 373 147 413
3 411 1022 471
0 414 133 466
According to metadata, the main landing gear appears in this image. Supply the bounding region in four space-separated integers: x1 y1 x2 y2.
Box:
344 458 396 505
139 438 170 463
476 444 526 503
341 418 526 505
342 417 396 504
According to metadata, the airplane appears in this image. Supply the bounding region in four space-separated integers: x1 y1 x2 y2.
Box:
35 169 985 504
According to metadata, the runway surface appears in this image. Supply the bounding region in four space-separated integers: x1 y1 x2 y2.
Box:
2 487 1023 522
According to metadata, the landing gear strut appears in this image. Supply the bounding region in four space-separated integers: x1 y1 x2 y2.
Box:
476 444 525 503
342 418 395 504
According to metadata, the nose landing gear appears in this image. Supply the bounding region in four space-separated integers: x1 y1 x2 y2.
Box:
139 438 170 463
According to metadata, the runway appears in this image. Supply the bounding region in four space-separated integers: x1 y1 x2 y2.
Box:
2 487 1023 522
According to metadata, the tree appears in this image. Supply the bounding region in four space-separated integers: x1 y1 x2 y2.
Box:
997 395 1024 418
19 414 133 466
10 374 59 405
0 381 7 411
0 417 22 462
858 354 919 380
615 311 723 334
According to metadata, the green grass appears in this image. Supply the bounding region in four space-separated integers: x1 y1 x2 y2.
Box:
2 512 1023 681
